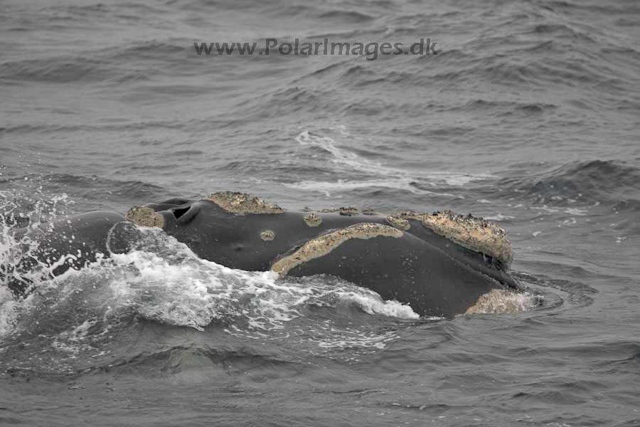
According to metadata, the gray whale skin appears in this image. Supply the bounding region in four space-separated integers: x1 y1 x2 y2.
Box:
5 192 522 318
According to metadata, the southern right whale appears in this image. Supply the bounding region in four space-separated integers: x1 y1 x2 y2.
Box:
4 192 522 318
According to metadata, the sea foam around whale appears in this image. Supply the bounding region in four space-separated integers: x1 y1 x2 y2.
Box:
0 222 420 341
0 190 545 373
0 190 545 346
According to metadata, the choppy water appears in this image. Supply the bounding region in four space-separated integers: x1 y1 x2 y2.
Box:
1 0 639 425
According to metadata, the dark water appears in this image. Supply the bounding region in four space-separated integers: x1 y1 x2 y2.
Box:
1 0 640 425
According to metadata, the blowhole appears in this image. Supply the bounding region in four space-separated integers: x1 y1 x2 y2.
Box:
172 206 191 220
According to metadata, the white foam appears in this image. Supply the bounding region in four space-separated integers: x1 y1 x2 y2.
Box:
285 178 455 197
531 205 590 216
48 229 421 334
336 290 419 319
565 207 588 216
1 215 420 343
0 286 20 338
292 130 492 195
315 329 399 350
484 213 515 221
0 190 65 338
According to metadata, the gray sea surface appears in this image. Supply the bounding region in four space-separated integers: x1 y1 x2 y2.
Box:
1 0 639 425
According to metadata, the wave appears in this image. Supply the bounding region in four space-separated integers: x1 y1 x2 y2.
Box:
285 178 448 197
287 130 492 197
317 10 376 23
0 37 192 85
498 160 640 206
0 57 118 84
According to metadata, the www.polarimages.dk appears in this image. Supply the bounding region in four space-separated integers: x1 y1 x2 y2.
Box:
194 38 438 60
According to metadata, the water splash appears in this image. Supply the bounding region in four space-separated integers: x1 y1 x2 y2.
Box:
103 229 421 332
0 188 73 337
1 220 420 341
0 189 541 369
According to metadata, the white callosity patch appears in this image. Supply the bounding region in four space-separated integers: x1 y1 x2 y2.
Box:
125 206 164 228
271 223 403 277
421 211 513 266
206 191 284 215
260 229 275 241
303 212 322 227
465 289 541 315
398 210 513 266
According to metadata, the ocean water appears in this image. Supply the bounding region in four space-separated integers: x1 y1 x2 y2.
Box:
1 0 639 425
